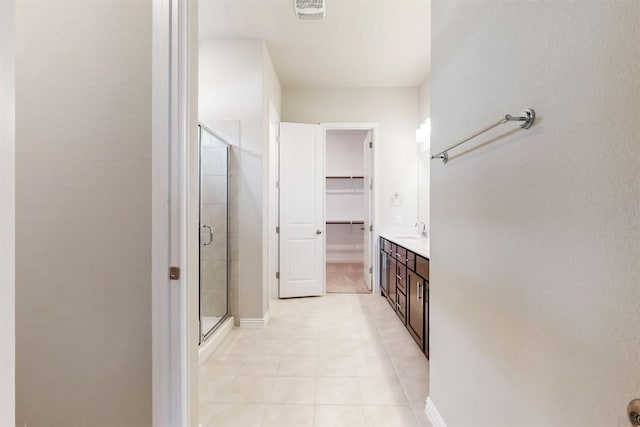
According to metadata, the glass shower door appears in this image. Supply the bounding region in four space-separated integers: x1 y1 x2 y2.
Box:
199 125 229 343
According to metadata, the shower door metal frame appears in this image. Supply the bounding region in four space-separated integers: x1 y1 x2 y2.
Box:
198 124 231 344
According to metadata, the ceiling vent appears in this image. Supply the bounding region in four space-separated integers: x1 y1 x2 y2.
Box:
294 0 325 20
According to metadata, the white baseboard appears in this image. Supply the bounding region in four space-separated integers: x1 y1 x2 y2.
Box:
198 316 234 366
425 397 448 427
240 311 270 328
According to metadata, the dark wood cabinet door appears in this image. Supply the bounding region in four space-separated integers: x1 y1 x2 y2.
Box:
380 250 389 297
407 269 425 350
424 283 429 359
388 257 397 311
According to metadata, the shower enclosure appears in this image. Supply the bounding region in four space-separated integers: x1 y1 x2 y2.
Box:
198 124 230 344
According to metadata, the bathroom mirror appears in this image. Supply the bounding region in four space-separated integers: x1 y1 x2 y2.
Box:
417 151 430 227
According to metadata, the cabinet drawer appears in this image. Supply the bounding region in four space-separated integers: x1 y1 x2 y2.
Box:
396 288 406 324
382 238 392 254
395 263 407 293
395 246 407 265
406 250 415 271
416 255 429 280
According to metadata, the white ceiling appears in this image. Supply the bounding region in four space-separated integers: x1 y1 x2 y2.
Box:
199 0 430 88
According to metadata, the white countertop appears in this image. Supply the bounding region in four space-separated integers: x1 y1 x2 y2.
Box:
379 232 430 259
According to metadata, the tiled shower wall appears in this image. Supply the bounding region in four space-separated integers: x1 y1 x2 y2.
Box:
200 138 229 319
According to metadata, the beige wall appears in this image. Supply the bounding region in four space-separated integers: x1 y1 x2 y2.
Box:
199 39 281 322
15 0 152 425
430 1 640 425
282 87 420 235
0 0 15 425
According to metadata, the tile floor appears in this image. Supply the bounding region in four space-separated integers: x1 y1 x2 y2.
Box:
200 294 431 427
326 263 370 294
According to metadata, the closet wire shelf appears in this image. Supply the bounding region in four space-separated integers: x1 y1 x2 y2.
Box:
431 108 536 164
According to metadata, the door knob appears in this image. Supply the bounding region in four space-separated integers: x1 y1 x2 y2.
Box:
316 229 322 235
629 399 640 426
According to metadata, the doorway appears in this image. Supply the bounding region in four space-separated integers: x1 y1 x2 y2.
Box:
324 128 373 294
277 122 376 298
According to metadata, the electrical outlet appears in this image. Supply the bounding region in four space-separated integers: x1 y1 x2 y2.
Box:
395 214 402 224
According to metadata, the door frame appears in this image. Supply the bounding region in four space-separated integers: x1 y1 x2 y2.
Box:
320 122 379 295
0 0 15 424
151 0 196 425
268 103 281 300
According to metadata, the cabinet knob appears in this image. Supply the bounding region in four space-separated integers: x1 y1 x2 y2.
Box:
316 229 322 235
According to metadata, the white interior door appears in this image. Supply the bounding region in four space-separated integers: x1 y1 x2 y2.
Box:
363 130 373 291
279 122 325 298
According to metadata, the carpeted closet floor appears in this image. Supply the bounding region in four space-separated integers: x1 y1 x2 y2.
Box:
326 263 370 294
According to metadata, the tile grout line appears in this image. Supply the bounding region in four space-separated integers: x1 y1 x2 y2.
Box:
364 296 427 426
201 294 428 426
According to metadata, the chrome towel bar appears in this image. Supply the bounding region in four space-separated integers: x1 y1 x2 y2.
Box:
431 108 535 163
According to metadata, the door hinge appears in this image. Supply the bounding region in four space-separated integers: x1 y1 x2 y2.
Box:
276 272 280 279
169 266 181 280
369 267 373 274
369 225 373 232
276 180 280 188
369 181 373 190
276 226 280 234
369 141 372 148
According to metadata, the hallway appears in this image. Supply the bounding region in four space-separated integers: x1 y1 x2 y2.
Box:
199 294 431 426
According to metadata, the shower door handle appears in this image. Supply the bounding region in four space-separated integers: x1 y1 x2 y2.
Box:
202 225 213 246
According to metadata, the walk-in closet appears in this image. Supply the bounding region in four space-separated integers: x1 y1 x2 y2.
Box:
325 129 372 293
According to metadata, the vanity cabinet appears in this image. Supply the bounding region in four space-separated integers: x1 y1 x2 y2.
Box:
381 251 398 312
407 269 426 351
381 241 399 316
380 250 390 297
395 258 407 324
380 237 429 358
